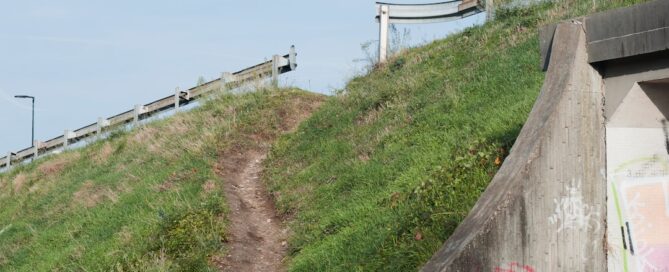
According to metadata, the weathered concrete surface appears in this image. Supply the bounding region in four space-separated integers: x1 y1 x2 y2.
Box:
422 22 606 271
600 51 669 121
540 1 669 67
603 52 669 271
539 23 557 71
586 0 669 63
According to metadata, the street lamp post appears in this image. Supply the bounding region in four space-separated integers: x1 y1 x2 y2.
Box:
14 95 35 149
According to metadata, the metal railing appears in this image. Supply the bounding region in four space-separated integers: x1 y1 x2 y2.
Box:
1 46 298 170
375 1 485 62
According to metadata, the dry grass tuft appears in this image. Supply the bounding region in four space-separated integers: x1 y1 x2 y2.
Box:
126 126 167 157
356 106 384 126
12 174 28 192
116 226 133 245
38 152 81 176
72 181 119 208
153 181 176 192
202 180 217 194
93 143 114 165
152 171 195 193
283 98 324 132
28 184 40 194
132 127 159 144
70 245 85 260
165 117 191 135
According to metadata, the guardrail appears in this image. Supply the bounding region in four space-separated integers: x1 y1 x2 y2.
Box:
1 46 298 171
375 1 485 62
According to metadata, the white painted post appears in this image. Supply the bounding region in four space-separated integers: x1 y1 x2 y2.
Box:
486 0 494 20
222 72 235 84
5 152 11 168
32 140 39 160
289 45 297 71
97 117 104 135
63 130 70 148
219 72 226 93
271 55 281 87
174 87 181 110
222 72 235 92
133 104 142 126
378 5 390 64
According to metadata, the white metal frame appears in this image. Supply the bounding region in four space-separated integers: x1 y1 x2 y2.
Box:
375 1 485 63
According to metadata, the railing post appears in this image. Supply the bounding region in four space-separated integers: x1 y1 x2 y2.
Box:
289 45 297 71
222 72 235 86
5 152 11 168
174 87 181 110
219 73 226 93
33 140 39 160
486 0 494 20
378 5 390 63
97 117 104 135
63 129 71 148
271 55 281 87
133 104 142 126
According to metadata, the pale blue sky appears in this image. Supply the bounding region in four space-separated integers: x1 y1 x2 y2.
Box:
0 0 484 153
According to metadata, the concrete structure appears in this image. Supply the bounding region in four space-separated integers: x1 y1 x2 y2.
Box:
0 46 298 170
424 21 606 271
375 1 483 63
423 1 669 271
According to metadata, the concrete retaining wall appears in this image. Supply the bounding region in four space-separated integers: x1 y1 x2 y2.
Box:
424 1 669 271
422 21 607 271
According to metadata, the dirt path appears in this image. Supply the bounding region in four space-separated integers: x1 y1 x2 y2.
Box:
214 150 287 272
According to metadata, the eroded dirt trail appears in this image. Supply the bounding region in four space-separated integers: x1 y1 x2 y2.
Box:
210 94 323 271
215 150 287 272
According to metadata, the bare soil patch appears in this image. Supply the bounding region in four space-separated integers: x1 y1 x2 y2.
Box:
214 151 287 272
212 94 324 271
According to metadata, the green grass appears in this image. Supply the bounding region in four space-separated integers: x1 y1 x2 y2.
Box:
0 1 652 271
263 0 650 271
0 88 323 271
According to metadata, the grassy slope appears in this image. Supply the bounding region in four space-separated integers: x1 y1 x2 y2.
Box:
264 1 649 271
0 89 323 271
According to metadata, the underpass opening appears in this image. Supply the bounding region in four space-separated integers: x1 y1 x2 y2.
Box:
606 76 669 271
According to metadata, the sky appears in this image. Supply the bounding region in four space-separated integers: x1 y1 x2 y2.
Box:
0 0 485 154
